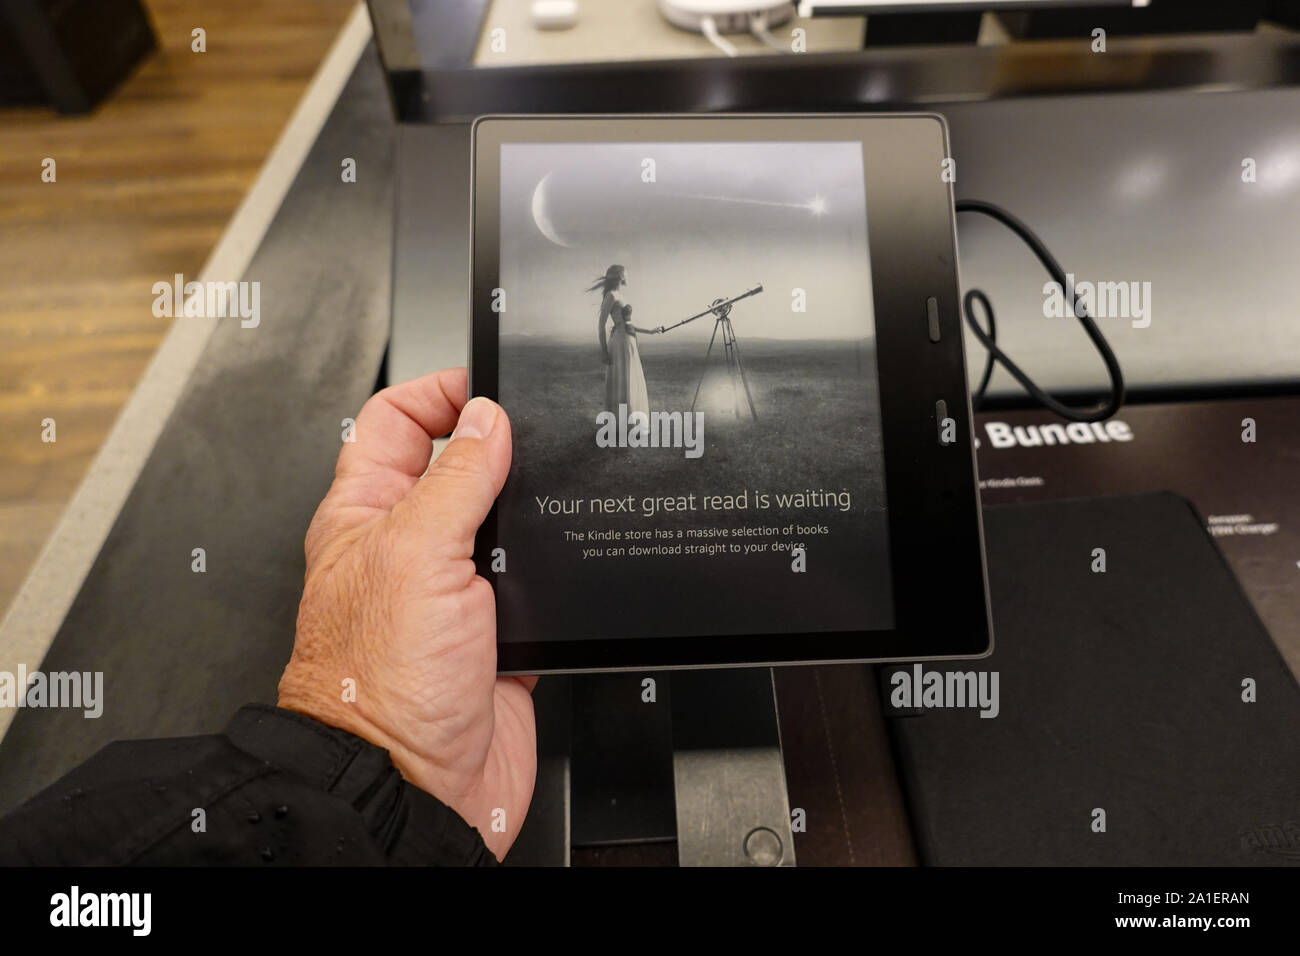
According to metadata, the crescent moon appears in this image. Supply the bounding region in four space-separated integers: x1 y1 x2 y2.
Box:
531 173 571 247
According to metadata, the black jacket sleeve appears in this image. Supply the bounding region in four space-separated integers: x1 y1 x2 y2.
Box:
0 704 497 866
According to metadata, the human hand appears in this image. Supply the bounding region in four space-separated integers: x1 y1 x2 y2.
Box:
277 367 535 861
602 349 612 364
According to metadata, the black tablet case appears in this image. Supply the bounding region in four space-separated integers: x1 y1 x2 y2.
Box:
885 492 1300 866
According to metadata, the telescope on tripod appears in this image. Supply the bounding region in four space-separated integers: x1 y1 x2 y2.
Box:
657 284 763 421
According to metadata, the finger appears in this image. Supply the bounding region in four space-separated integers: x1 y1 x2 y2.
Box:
306 368 467 566
335 367 469 495
397 396 513 561
508 675 539 694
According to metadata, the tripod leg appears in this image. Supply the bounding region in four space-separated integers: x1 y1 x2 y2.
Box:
726 319 759 421
722 324 742 418
691 318 723 413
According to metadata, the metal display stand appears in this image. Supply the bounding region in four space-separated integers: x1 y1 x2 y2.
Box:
508 669 796 867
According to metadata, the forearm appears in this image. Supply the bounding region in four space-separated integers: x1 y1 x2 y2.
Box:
0 705 497 866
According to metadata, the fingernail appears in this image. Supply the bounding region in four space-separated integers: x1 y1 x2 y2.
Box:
451 397 498 441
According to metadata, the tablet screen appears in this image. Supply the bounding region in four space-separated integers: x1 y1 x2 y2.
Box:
493 140 894 644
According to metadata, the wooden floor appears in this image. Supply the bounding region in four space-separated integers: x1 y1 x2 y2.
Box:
0 0 357 618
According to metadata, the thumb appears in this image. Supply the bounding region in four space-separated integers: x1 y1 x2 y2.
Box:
400 396 512 560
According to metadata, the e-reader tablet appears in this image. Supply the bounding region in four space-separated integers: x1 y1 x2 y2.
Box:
469 114 990 673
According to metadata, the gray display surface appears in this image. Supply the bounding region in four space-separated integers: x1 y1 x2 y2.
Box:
0 46 397 813
391 87 1300 399
945 86 1300 398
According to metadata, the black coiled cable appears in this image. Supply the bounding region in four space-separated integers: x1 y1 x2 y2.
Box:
956 199 1125 423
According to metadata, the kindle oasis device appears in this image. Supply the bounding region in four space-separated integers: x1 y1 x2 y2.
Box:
470 115 990 673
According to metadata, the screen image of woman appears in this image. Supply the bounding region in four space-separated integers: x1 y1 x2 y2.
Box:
592 263 659 418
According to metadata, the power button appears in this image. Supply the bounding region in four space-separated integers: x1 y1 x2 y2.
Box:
926 297 940 343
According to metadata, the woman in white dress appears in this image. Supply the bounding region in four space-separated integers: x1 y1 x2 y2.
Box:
590 264 655 417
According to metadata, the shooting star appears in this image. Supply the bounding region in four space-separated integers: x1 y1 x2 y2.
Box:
664 191 828 216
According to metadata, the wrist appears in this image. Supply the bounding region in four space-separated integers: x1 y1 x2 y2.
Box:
277 670 469 816
277 666 405 770
225 704 498 865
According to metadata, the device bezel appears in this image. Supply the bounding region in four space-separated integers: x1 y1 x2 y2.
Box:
470 113 991 673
